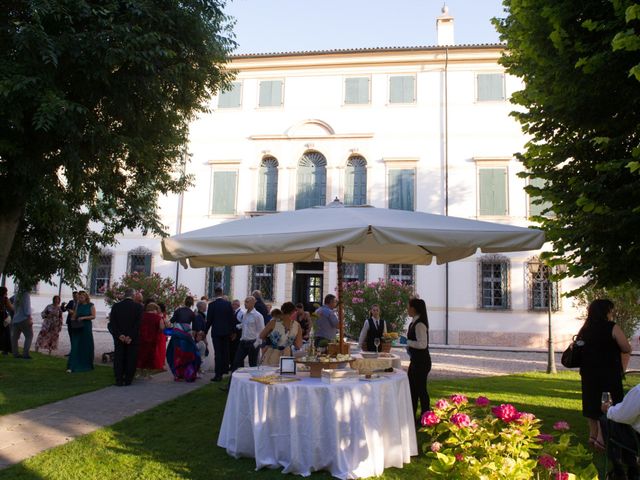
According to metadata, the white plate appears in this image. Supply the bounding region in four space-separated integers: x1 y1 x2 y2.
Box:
360 352 379 359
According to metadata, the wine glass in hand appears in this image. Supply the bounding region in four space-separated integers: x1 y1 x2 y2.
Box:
374 337 381 354
601 391 612 405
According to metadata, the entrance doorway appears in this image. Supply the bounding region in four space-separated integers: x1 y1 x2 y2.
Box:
293 262 324 312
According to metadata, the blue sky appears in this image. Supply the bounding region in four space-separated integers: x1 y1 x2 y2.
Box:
224 0 506 54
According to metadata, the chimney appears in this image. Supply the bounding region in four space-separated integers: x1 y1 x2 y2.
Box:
436 5 454 46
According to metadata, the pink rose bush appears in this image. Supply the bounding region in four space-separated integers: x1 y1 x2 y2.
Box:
420 394 597 479
105 272 191 314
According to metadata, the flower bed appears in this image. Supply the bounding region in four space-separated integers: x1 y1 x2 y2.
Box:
419 394 598 479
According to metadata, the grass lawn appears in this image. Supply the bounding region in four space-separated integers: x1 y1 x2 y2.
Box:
1 371 638 479
0 353 114 416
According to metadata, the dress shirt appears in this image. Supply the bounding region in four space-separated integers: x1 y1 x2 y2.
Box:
358 317 387 348
314 305 339 340
237 309 265 341
406 315 428 350
11 292 31 324
607 384 640 434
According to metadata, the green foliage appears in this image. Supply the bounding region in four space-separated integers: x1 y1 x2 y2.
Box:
104 272 191 314
339 279 414 339
420 395 597 479
0 0 236 289
494 0 640 290
572 282 640 338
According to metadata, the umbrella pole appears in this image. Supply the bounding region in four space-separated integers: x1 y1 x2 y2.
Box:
337 245 344 354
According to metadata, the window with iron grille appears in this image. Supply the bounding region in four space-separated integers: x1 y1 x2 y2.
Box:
526 261 560 311
90 252 112 295
250 264 274 301
343 263 365 283
478 255 510 309
128 247 152 276
388 264 414 286
206 266 231 298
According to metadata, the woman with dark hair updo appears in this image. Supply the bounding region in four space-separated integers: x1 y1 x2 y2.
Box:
258 301 303 366
579 299 631 450
406 297 431 423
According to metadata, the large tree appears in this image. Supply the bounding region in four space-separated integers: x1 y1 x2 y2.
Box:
495 0 640 289
0 0 236 288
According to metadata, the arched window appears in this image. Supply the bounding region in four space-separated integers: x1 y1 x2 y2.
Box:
128 247 152 276
296 151 327 210
89 250 113 295
257 156 279 212
345 155 367 206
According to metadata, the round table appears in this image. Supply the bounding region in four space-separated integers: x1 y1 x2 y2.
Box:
217 369 417 479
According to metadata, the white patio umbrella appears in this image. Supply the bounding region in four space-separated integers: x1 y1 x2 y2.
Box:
161 199 545 349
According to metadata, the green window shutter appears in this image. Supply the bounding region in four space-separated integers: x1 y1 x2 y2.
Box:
212 171 237 214
477 74 505 101
389 169 415 211
89 257 98 295
390 76 415 104
143 254 152 276
257 164 278 212
479 168 507 216
218 82 242 108
345 77 369 104
344 166 355 206
296 165 313 210
223 266 231 296
357 263 365 281
259 80 282 107
528 177 552 218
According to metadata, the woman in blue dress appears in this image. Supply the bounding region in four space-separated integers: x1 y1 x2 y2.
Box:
66 291 95 373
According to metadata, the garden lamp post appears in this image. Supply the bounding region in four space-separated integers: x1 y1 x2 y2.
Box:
528 260 556 374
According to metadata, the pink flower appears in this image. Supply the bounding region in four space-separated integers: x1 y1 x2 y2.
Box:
434 399 450 410
555 472 569 480
449 394 468 405
450 413 472 428
430 441 442 453
491 404 521 423
352 297 364 304
421 411 440 426
536 433 554 443
475 396 490 407
455 453 464 462
538 454 557 470
517 412 536 424
553 421 570 431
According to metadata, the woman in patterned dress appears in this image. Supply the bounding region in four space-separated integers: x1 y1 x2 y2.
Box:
258 302 302 366
35 295 63 354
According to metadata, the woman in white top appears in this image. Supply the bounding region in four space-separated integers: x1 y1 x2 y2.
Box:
406 298 431 422
259 301 303 366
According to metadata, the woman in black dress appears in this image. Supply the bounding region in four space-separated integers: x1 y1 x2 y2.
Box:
579 299 631 450
406 298 431 423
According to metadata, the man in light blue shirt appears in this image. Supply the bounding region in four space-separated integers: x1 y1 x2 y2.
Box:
314 294 339 347
10 287 33 359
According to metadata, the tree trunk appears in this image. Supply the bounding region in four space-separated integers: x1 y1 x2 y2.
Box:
0 204 24 276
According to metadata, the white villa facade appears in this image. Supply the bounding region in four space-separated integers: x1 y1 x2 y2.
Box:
18 12 586 348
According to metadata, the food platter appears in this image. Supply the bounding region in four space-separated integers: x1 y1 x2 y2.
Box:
295 355 353 378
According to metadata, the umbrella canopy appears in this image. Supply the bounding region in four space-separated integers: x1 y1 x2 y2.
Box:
161 203 545 268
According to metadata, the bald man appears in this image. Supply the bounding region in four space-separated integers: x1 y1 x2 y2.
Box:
231 296 265 370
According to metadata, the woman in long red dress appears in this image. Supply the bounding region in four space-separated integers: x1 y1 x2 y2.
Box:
154 302 169 370
136 302 164 377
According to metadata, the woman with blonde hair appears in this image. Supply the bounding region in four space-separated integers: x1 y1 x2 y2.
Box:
66 291 95 373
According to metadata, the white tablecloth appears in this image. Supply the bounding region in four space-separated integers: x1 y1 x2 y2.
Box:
217 370 417 479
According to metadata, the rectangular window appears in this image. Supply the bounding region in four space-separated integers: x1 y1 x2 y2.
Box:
251 264 274 301
218 81 242 109
389 264 414 286
389 75 416 104
258 80 283 107
343 263 365 283
478 168 507 216
388 169 415 211
528 177 553 218
90 253 112 295
344 77 370 105
206 266 231 298
128 251 152 276
211 170 237 215
477 73 505 102
480 261 509 309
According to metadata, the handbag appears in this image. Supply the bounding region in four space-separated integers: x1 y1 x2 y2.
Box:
69 318 84 329
561 335 585 368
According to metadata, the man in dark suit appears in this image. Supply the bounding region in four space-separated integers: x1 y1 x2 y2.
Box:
206 287 236 382
109 288 143 386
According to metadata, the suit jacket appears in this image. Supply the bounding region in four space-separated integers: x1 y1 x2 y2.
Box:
206 297 235 337
109 298 144 342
